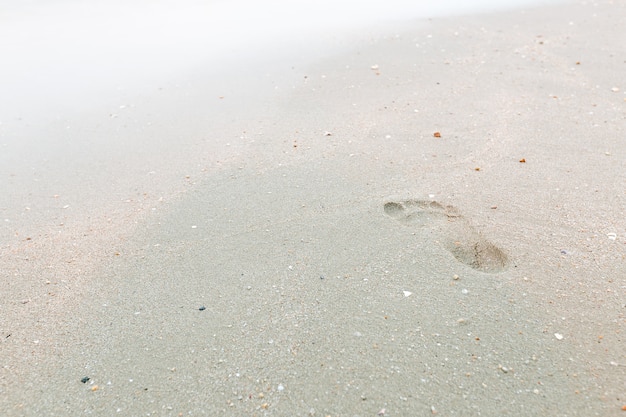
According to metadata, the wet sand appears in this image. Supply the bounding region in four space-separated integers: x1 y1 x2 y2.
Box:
1 1 625 415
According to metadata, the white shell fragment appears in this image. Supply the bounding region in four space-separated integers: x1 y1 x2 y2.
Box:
554 333 564 340
403 291 413 297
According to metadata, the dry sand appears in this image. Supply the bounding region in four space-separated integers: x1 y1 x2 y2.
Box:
1 1 625 416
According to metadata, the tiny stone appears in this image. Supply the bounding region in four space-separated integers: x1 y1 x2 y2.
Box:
554 333 564 340
453 274 459 280
199 306 206 311
81 377 90 384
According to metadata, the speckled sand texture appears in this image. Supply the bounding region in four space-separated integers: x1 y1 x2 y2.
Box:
1 1 625 416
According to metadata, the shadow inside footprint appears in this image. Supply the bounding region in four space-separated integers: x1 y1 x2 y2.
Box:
384 199 508 273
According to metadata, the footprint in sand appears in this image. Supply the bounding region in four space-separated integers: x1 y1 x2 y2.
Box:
384 199 508 273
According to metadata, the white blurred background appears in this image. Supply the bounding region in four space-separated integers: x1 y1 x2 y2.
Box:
0 0 565 120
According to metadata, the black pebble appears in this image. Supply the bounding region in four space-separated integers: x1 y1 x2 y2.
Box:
81 377 90 384
199 306 206 311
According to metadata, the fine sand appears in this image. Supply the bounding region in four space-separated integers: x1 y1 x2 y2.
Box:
1 1 625 416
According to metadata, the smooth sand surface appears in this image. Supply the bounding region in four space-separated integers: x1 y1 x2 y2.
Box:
1 1 625 416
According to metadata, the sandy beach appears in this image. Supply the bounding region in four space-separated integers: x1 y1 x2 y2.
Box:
1 1 625 415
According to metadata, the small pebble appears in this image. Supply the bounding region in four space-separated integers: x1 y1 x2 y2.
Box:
453 274 459 280
554 333 564 340
81 377 90 384
199 306 206 311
